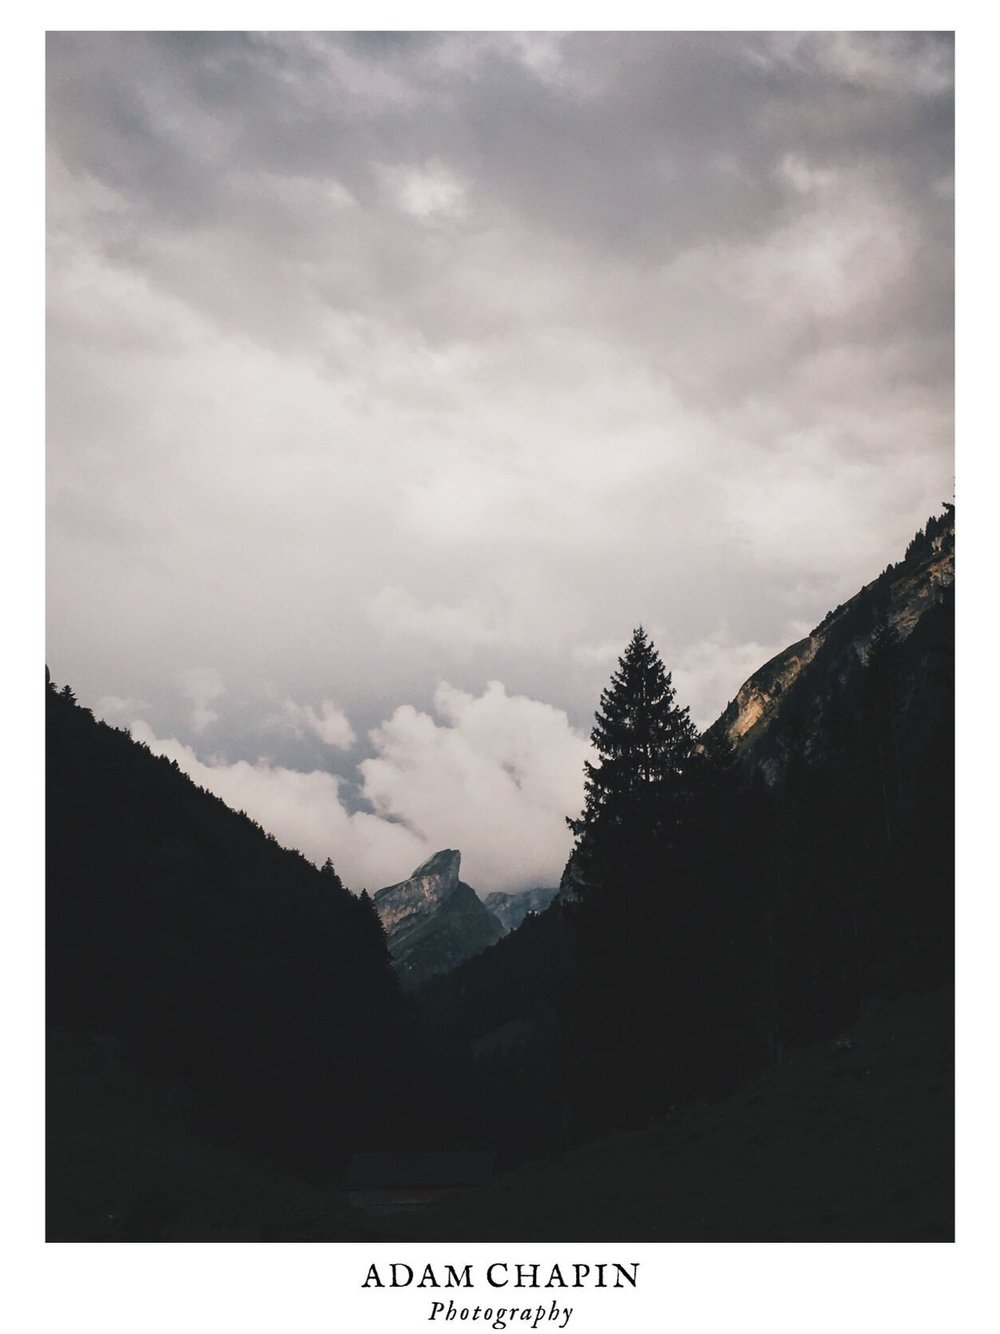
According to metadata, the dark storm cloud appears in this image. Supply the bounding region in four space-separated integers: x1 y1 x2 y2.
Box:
47 31 953 891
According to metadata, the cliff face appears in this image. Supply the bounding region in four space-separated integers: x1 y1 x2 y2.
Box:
715 635 821 749
373 850 465 937
705 510 954 783
373 850 505 990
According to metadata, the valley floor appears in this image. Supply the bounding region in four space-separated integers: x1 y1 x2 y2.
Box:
47 988 953 1242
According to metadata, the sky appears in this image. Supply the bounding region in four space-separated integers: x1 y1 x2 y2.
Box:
45 30 954 894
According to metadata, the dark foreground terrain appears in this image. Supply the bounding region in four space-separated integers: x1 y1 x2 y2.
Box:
48 988 952 1242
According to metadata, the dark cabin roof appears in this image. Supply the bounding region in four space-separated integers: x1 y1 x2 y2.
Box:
343 1151 495 1189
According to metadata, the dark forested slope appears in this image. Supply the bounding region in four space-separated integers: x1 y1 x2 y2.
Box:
46 681 428 1178
705 505 954 785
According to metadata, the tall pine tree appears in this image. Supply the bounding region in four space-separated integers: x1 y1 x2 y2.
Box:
562 628 716 1125
567 626 699 907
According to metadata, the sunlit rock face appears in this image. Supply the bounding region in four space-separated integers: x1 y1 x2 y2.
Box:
373 850 505 989
723 636 821 746
374 849 464 935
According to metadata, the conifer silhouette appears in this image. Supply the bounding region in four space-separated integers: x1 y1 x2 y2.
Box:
568 626 698 904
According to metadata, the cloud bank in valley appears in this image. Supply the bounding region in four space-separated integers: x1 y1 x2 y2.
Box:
47 32 953 888
127 679 591 892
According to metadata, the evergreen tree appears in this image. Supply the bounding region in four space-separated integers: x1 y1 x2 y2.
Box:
567 626 699 902
563 628 727 1124
320 856 344 891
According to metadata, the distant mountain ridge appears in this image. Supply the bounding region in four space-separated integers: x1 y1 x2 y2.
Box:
483 886 559 933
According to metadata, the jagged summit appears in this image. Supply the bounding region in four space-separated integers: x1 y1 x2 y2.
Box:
408 848 461 881
373 849 464 928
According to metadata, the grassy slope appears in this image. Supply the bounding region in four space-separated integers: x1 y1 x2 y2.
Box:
397 989 953 1242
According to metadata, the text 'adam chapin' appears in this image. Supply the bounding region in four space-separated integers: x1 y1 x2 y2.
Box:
361 1262 639 1329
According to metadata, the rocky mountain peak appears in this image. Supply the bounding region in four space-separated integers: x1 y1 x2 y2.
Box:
373 849 463 934
409 848 462 883
371 849 506 988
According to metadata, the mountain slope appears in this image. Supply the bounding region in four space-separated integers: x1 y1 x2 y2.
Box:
705 506 954 782
46 680 425 1183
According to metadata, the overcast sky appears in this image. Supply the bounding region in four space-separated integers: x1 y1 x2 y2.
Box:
46 30 953 893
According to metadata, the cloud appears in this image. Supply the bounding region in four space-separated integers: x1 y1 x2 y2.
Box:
571 640 624 670
94 694 149 725
47 32 953 883
125 680 590 894
376 159 468 221
273 698 356 749
178 667 225 732
363 681 591 890
369 587 508 655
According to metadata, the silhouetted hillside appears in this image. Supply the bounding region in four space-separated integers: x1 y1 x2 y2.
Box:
46 682 429 1182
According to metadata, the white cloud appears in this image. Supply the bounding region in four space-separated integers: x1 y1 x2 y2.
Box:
95 694 149 725
762 32 953 96
510 33 566 83
778 154 838 197
178 667 225 733
369 587 507 655
274 698 356 749
377 159 467 221
815 32 953 95
571 640 624 670
362 681 591 891
127 680 590 895
663 184 916 327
